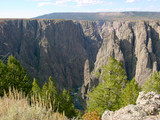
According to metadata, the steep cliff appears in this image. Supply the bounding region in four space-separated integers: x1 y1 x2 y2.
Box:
82 21 160 99
0 19 100 90
0 19 160 93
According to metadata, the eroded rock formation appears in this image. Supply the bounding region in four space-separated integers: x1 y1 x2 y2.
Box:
102 91 160 120
0 19 100 90
0 19 160 93
81 21 160 99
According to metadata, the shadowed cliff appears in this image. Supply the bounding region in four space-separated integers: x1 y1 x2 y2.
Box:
0 19 101 90
0 19 160 94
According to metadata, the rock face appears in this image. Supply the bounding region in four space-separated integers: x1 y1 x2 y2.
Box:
0 19 160 92
0 19 100 90
102 91 160 120
81 21 160 99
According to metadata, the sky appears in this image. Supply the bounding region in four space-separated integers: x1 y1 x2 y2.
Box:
0 0 160 18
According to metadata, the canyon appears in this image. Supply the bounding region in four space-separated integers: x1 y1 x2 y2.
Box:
0 19 160 98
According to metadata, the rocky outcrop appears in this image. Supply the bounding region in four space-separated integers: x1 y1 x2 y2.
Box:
102 91 160 120
81 21 160 99
95 21 160 85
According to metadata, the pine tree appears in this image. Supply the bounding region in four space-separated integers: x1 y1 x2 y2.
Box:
41 82 48 101
48 76 58 100
59 89 76 118
120 78 141 107
143 72 160 94
32 78 41 96
48 76 58 110
87 57 128 115
0 60 8 96
0 55 31 96
7 55 31 94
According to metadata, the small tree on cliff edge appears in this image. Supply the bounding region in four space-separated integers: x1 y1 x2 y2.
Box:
120 78 141 107
86 57 128 115
143 72 160 94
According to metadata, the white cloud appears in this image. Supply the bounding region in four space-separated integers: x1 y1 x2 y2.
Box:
97 7 141 12
38 2 54 7
55 0 71 5
37 0 105 7
74 0 104 6
126 0 139 3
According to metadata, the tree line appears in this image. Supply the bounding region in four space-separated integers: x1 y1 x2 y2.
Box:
0 55 76 118
0 55 160 118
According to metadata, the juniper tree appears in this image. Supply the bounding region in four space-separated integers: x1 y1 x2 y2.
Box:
0 55 31 96
87 57 128 115
120 78 141 107
143 72 160 94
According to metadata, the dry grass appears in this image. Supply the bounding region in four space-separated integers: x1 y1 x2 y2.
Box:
0 88 67 120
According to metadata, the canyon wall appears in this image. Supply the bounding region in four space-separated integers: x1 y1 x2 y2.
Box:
81 20 160 99
0 19 160 93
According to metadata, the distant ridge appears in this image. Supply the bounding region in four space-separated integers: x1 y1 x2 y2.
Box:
36 12 160 21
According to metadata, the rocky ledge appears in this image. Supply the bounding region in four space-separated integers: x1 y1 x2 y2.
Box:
102 91 160 120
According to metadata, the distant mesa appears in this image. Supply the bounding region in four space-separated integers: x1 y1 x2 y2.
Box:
35 12 160 21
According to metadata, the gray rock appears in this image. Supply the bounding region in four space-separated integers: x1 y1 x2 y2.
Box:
81 21 160 100
0 19 160 94
102 91 160 120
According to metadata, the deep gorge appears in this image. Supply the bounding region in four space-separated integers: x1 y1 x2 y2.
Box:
0 19 160 97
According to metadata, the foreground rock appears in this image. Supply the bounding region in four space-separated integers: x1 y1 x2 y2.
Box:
102 91 160 120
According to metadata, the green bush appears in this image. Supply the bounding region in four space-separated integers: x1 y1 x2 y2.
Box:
120 78 141 107
143 72 160 94
0 55 31 96
86 57 128 115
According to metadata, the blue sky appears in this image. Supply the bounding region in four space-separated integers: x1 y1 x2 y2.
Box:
0 0 159 18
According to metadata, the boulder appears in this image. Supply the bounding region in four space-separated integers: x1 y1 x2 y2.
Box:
102 91 160 120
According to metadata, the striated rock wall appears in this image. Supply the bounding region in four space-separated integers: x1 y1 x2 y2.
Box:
0 19 160 92
81 21 160 98
0 19 100 90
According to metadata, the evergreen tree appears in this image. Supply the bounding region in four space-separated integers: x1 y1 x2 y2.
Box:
0 60 8 96
0 55 31 96
120 78 141 107
48 76 58 100
48 76 58 110
41 82 48 100
32 78 41 95
59 89 76 118
143 72 160 94
87 57 128 115
7 55 31 94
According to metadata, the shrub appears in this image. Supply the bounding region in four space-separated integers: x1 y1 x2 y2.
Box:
0 88 67 120
82 110 101 120
143 72 160 94
120 78 141 107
